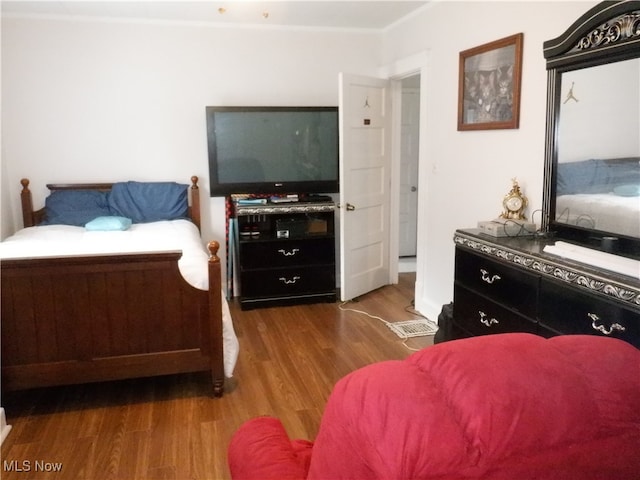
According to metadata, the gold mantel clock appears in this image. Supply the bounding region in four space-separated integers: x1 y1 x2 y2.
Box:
500 178 528 220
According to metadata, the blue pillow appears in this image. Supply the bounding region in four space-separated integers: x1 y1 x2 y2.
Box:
557 158 640 195
108 181 188 223
85 216 132 231
41 190 111 226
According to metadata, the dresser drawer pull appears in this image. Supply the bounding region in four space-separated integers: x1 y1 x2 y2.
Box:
588 313 626 336
278 248 300 257
480 269 501 284
479 311 499 327
279 276 301 285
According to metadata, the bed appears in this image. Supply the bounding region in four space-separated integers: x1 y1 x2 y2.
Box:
555 192 640 237
555 157 640 238
1 176 238 397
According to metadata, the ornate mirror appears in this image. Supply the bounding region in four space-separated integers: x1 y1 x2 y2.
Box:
542 0 640 259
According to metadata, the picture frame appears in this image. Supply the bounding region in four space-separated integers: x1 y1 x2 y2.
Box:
458 33 523 131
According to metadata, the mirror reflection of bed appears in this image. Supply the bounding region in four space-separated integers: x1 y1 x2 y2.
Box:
555 157 640 238
547 41 640 258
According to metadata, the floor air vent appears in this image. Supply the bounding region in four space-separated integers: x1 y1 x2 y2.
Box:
386 319 438 339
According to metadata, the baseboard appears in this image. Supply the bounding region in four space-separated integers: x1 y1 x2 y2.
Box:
413 279 443 323
0 408 12 445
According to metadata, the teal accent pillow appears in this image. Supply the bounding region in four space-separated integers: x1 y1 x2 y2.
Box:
612 184 640 197
85 216 132 231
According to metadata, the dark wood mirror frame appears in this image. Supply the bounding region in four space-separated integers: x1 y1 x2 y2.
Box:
542 0 640 259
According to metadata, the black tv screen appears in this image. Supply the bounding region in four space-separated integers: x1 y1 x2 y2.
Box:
206 106 340 196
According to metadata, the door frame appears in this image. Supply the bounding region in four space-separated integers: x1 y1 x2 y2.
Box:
381 51 429 286
396 79 420 260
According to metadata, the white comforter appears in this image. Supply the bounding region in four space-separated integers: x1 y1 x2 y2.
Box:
0 219 239 377
556 193 640 238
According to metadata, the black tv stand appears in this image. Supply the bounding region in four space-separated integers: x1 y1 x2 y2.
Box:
299 194 333 203
234 200 337 310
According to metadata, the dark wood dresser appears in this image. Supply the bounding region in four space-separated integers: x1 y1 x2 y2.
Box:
235 201 336 310
451 229 640 348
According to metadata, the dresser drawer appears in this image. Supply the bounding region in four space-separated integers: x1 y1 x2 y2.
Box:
453 286 538 337
240 238 335 269
455 248 538 317
241 265 335 298
539 279 640 348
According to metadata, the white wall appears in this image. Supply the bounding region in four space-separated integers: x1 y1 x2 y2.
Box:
382 1 597 319
1 16 381 265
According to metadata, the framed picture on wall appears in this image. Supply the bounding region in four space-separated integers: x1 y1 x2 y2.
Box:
458 33 523 131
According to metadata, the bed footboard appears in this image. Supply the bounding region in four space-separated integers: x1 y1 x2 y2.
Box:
1 242 225 396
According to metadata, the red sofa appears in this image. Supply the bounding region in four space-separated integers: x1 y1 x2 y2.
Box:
228 333 640 479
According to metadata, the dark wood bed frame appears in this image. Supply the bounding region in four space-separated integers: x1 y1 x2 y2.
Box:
1 176 226 396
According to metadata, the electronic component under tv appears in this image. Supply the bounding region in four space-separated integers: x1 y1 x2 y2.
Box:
206 106 339 196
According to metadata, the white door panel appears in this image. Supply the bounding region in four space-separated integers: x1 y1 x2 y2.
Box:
399 87 420 257
339 73 391 301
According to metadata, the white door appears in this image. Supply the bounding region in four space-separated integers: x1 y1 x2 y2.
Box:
339 73 391 301
399 86 420 257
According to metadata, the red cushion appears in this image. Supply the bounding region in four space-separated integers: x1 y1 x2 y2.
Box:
230 334 640 480
547 335 640 430
308 360 474 479
481 431 640 480
307 334 640 479
228 416 310 480
407 334 601 462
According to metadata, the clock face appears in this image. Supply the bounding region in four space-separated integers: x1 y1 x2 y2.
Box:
505 196 523 211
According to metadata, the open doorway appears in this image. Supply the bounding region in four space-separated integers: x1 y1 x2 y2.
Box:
398 74 420 273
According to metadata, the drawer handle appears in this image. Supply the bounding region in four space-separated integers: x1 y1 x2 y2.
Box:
588 313 626 336
480 269 501 284
278 248 300 257
279 276 301 285
479 311 499 327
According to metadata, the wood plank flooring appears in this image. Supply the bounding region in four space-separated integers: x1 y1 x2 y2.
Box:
1 273 435 480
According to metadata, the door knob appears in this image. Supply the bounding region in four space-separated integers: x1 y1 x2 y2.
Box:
346 203 356 211
411 186 417 192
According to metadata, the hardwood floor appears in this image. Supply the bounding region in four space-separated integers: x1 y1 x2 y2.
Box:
1 273 435 480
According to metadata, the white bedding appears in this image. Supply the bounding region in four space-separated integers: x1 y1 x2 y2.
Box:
555 193 640 238
0 219 239 377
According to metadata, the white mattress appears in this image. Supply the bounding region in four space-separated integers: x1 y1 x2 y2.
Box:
555 193 640 238
0 219 239 377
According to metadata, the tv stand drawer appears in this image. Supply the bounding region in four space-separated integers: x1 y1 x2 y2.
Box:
241 266 335 298
240 238 334 269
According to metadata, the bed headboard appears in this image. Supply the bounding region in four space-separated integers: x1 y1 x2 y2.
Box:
20 176 202 231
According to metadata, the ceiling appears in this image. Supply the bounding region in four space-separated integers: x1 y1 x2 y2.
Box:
1 1 430 30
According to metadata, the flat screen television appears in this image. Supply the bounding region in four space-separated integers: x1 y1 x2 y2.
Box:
206 106 340 196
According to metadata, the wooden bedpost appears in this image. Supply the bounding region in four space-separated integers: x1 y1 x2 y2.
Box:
20 178 35 228
207 240 225 396
190 176 201 231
